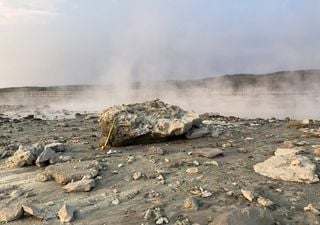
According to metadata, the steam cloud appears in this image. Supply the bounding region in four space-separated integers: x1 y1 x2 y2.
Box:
0 1 320 119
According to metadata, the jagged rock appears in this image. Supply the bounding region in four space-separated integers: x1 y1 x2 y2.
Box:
99 99 200 147
191 148 223 158
254 148 319 184
22 203 46 219
5 144 43 168
63 179 96 192
45 142 65 152
241 189 255 202
208 206 274 225
36 148 58 167
0 206 23 222
58 203 74 222
45 161 100 185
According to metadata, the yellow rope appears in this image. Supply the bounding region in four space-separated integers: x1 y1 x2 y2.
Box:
101 117 117 150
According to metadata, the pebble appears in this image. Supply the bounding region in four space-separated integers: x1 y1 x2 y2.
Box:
186 167 199 174
241 189 255 202
58 203 74 223
183 196 199 211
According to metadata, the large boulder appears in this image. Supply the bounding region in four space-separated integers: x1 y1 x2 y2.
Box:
254 148 319 184
99 99 200 146
209 206 274 225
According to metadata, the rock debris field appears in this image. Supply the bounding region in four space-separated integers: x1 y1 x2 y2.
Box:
0 99 319 225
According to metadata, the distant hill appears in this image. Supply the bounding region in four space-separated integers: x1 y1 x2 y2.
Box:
1 69 320 94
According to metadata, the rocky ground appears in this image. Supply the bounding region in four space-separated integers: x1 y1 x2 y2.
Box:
0 102 320 225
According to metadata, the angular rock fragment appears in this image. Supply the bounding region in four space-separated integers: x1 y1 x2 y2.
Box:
58 203 74 223
36 148 58 167
45 161 100 184
254 148 319 184
0 206 23 222
45 142 65 152
191 148 223 158
241 189 255 202
99 99 200 147
208 206 274 225
186 127 209 139
22 203 46 219
63 179 95 192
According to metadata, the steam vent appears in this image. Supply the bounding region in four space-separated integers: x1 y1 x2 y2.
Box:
99 99 201 147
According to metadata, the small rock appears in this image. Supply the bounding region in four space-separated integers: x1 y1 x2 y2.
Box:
6 146 35 168
203 160 219 166
112 199 120 205
63 179 96 192
156 217 169 224
183 196 199 211
191 148 223 158
35 173 51 182
238 148 248 153
257 197 274 207
304 204 320 216
186 127 209 139
186 167 199 174
45 142 65 152
241 189 255 202
58 203 74 223
133 171 143 180
45 161 100 184
313 148 320 157
36 148 57 167
0 206 23 222
22 203 46 219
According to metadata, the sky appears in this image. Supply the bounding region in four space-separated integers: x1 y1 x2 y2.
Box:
0 0 319 87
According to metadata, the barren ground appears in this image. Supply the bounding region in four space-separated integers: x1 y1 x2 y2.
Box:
0 99 319 225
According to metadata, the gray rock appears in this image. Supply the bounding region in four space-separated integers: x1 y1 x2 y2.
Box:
58 203 74 223
45 142 65 152
63 179 96 192
36 148 58 167
208 206 274 225
99 99 200 147
191 148 223 158
0 206 23 222
186 127 209 139
254 148 319 184
22 203 46 219
45 161 100 184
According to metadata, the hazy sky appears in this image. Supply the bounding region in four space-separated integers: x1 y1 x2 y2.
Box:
0 0 319 87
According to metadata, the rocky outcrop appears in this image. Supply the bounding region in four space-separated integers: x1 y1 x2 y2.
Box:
99 99 200 147
254 148 319 184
